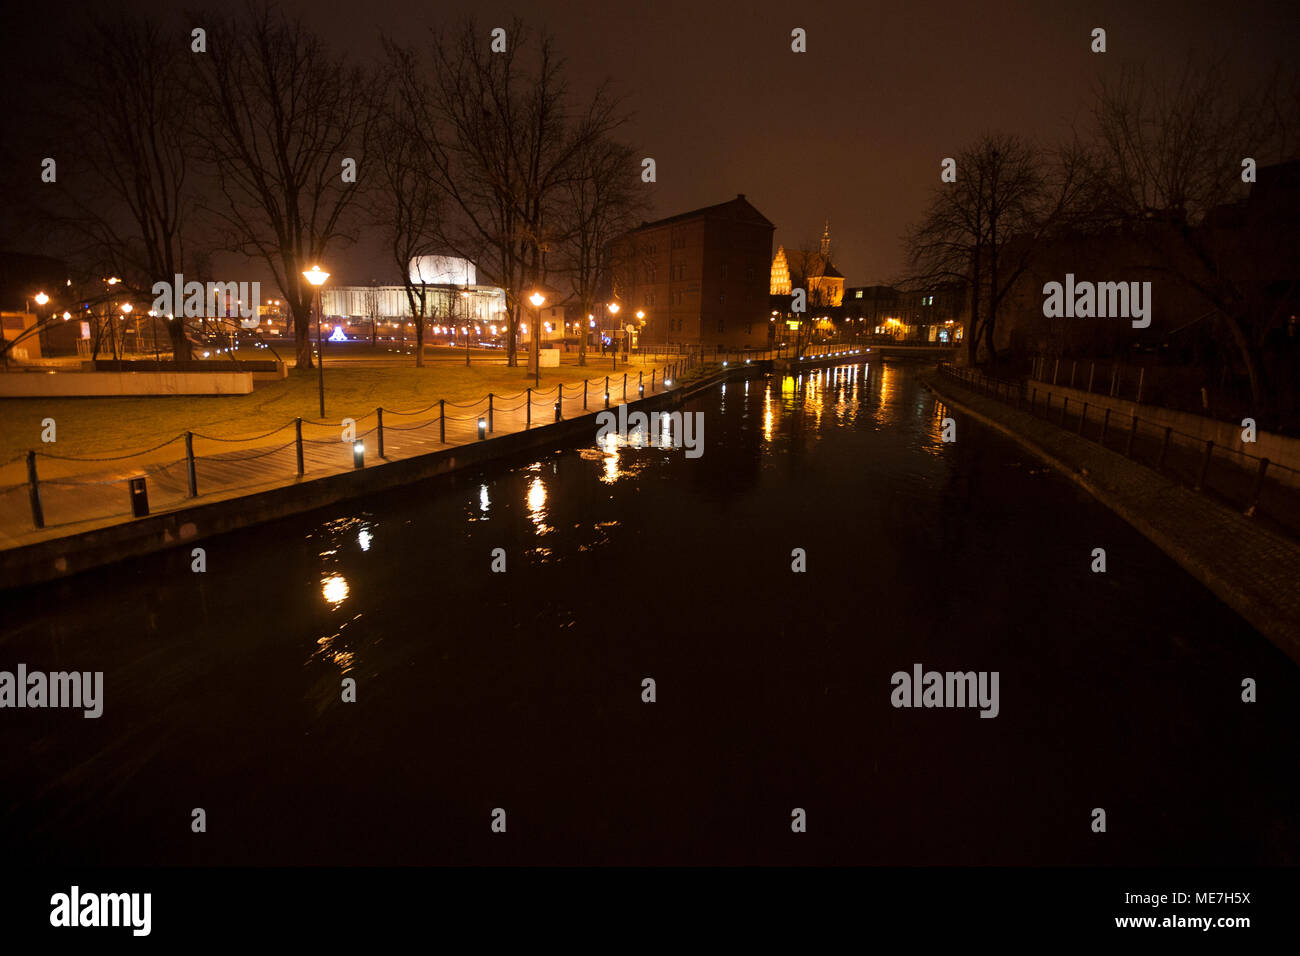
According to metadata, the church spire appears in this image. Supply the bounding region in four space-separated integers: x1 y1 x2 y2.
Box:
820 218 831 258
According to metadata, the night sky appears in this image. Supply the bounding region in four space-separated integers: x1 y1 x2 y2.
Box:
4 0 1295 286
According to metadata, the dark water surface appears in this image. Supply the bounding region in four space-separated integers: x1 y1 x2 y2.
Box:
2 362 1297 865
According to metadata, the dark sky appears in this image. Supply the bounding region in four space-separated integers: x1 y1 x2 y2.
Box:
5 0 1295 287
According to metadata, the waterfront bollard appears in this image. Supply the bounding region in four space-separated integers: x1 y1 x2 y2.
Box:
554 401 561 422
605 377 610 408
352 440 364 469
477 417 487 440
583 380 588 410
526 388 532 427
376 408 384 458
26 450 44 529
623 373 628 401
128 476 149 517
295 418 304 476
439 401 445 444
185 431 198 497
1077 403 1088 436
558 383 563 418
488 394 494 433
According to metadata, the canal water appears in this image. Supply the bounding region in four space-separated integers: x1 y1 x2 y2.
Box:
2 362 1296 865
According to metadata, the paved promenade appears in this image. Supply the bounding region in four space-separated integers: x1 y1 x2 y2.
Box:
0 364 685 553
926 371 1300 663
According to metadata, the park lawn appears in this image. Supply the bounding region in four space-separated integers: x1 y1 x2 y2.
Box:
0 354 671 476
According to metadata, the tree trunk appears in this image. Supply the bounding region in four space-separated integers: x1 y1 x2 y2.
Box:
294 301 314 369
415 322 425 368
168 318 192 361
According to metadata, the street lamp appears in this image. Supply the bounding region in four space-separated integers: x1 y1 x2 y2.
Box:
303 265 330 417
607 302 620 368
34 292 49 306
528 291 546 387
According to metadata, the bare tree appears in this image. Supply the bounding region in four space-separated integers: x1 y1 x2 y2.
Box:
190 2 379 369
784 243 840 358
373 99 446 367
51 12 198 360
386 17 625 367
904 132 1091 365
1090 58 1298 412
554 133 645 365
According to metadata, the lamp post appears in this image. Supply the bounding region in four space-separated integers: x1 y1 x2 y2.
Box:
607 301 620 369
303 265 330 417
462 290 472 366
528 291 546 387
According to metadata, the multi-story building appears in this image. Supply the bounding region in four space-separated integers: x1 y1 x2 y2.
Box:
608 194 774 349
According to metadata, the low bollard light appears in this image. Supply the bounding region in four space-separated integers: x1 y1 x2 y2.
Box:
352 441 365 469
477 417 487 440
554 402 561 422
128 476 149 517
664 378 673 387
639 384 645 397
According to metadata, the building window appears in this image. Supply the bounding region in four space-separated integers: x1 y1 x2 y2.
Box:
855 290 863 299
717 319 725 333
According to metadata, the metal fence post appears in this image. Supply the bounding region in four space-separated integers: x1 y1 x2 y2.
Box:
439 401 445 443
26 450 44 530
1077 402 1088 436
557 383 563 418
296 418 304 475
1157 426 1172 469
1137 368 1145 405
1245 458 1270 517
185 431 198 497
1195 440 1214 491
376 408 384 458
1087 362 1095 394
1099 408 1110 446
623 373 628 401
488 394 494 433
1060 396 1069 427
583 380 588 410
526 388 532 427
1125 415 1138 458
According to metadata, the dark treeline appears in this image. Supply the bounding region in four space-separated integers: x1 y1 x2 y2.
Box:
902 58 1300 420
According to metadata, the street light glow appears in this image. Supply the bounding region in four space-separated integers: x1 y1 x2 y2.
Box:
302 265 330 286
34 292 49 305
529 291 546 307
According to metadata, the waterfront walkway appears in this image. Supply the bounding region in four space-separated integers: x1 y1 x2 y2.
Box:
0 364 693 552
926 367 1300 663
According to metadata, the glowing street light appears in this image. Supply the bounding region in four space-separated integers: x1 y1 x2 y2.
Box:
34 292 49 306
528 291 546 386
302 265 331 417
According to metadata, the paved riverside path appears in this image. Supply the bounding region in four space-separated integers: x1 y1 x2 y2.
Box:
927 371 1300 664
0 364 686 553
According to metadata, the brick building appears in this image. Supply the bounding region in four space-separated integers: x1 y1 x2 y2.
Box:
608 195 774 349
